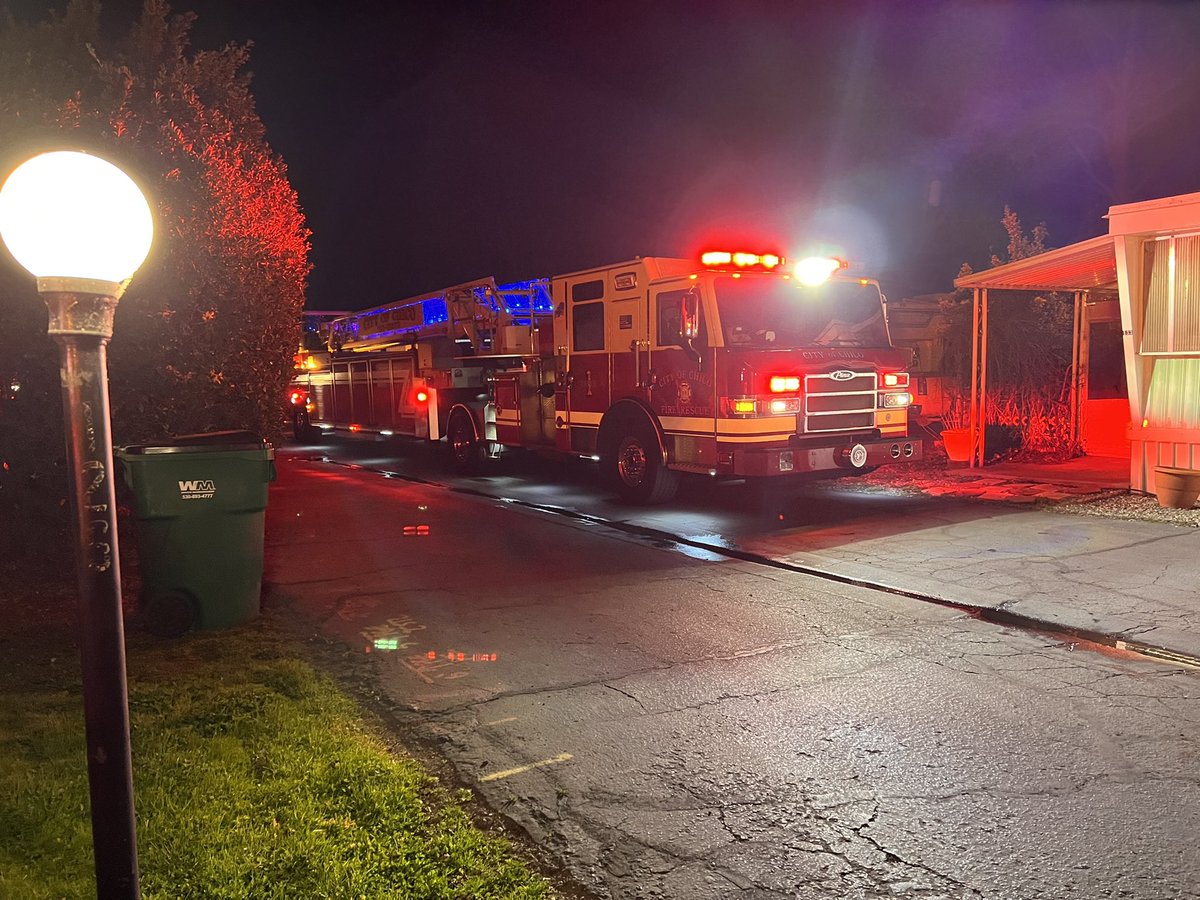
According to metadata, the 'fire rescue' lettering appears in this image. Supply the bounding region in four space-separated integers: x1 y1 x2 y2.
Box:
656 370 714 417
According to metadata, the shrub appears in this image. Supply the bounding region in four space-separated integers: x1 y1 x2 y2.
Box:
0 0 310 546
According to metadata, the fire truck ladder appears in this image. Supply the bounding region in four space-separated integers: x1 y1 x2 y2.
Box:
330 277 507 353
446 284 500 353
329 277 551 356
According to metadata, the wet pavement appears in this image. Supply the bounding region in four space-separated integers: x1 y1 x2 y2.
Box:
264 450 1200 900
284 440 1200 665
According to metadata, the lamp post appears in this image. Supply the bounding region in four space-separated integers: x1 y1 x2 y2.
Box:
0 150 153 899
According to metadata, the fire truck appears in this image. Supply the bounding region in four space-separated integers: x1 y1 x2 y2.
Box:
290 250 922 504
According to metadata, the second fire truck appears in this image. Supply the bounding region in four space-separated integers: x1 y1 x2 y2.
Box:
290 250 922 504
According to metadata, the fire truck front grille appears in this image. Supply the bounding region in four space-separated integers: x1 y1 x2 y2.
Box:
808 411 876 431
804 371 877 433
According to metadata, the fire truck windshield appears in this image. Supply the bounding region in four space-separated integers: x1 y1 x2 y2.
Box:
716 275 890 349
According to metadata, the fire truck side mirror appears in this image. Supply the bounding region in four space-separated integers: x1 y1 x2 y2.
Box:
680 292 699 341
679 290 704 368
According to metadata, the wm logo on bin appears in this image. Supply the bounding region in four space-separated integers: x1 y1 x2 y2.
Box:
178 479 216 500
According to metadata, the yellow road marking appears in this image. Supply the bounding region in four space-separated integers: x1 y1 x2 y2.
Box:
479 753 572 783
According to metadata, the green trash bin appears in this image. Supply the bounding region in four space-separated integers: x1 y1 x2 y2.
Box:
118 431 276 636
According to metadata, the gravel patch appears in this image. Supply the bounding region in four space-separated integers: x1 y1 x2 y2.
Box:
1053 492 1200 528
848 458 1200 528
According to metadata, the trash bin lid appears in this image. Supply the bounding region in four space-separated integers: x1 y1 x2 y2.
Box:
121 430 268 455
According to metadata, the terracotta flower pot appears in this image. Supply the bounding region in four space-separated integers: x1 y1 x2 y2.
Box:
1154 466 1200 510
940 428 972 463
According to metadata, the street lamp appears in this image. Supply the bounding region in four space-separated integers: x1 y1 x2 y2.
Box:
0 150 153 899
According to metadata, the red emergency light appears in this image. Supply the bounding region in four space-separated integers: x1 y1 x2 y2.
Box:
414 389 429 404
769 375 801 393
701 250 784 270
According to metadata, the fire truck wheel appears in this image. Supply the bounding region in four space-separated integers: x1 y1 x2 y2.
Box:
605 421 678 505
447 409 487 474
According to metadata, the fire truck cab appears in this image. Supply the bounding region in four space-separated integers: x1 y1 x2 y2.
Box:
290 251 922 504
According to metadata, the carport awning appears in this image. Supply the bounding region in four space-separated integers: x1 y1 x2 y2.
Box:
953 234 1117 292
950 234 1118 469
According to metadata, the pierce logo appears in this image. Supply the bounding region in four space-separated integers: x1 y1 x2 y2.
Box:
830 369 855 381
178 479 216 500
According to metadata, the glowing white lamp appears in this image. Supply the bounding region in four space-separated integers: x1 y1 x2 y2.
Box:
0 147 153 898
0 150 153 289
794 256 843 287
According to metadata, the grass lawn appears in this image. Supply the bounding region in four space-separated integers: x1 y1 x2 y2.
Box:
0 620 555 899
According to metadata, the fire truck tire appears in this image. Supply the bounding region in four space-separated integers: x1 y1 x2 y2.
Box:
447 409 487 474
604 419 678 505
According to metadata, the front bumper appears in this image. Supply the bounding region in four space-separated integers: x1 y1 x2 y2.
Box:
729 436 923 478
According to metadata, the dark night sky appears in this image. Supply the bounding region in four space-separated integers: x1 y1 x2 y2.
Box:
16 0 1200 308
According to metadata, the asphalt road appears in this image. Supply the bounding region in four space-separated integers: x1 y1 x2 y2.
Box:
267 438 1200 899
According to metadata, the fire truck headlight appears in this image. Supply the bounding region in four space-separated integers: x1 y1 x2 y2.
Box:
794 256 845 287
882 392 912 408
768 398 801 415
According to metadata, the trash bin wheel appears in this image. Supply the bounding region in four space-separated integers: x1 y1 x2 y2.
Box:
143 589 197 638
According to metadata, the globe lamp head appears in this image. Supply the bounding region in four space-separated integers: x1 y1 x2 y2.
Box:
0 150 153 286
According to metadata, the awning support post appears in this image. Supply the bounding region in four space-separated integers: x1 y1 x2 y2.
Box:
968 288 989 467
1069 290 1082 447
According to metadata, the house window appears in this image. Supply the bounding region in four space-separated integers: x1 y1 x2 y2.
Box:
1142 234 1200 354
